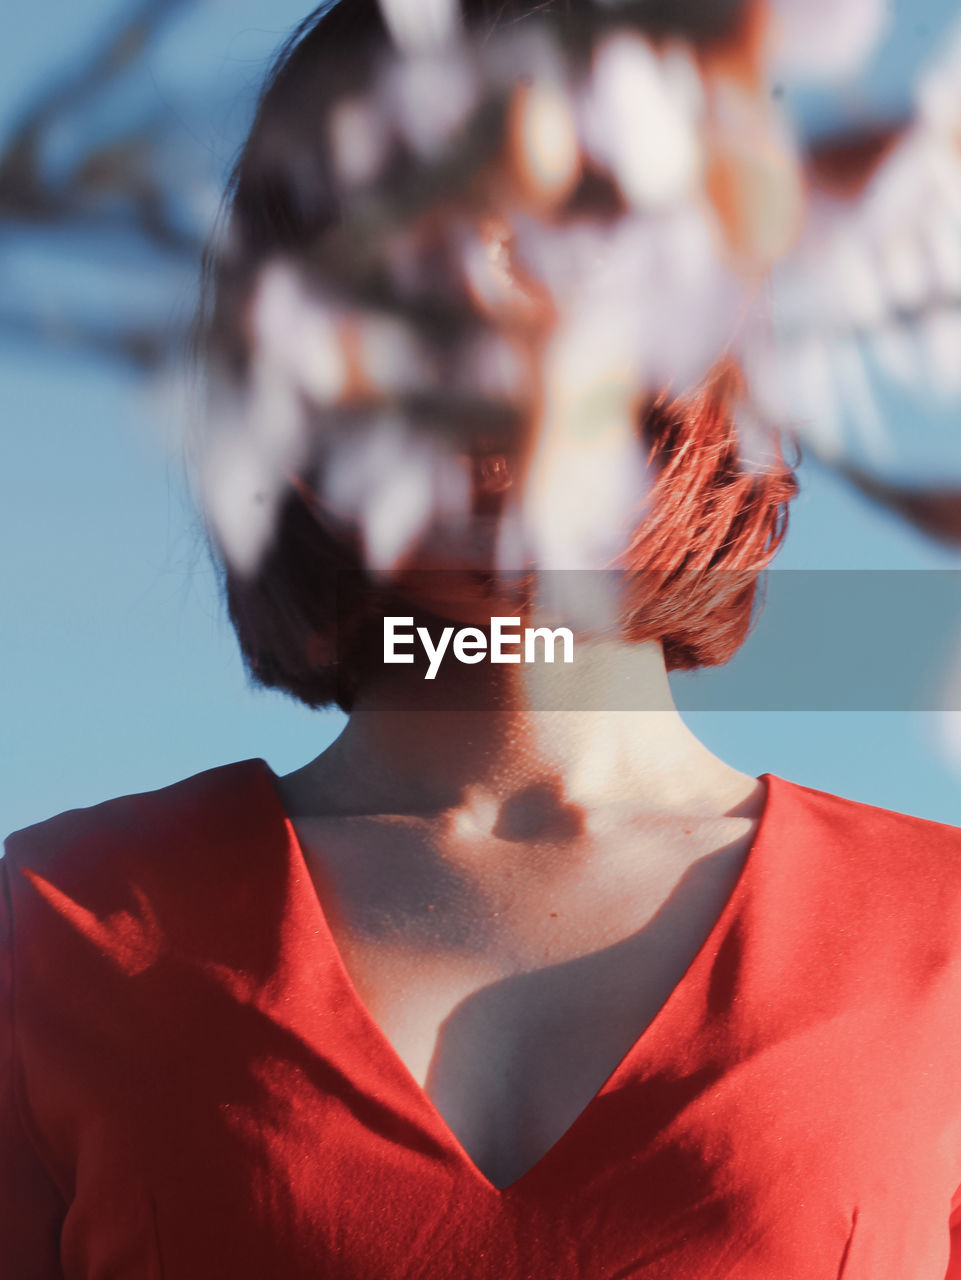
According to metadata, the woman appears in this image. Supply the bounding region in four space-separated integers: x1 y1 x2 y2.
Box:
3 2 961 1277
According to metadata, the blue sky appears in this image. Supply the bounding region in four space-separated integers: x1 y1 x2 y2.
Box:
4 0 961 838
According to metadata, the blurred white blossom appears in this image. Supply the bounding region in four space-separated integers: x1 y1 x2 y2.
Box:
767 0 891 81
193 0 961 611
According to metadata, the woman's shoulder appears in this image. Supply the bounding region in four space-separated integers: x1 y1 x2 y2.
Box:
769 772 961 944
1 757 274 931
776 772 961 859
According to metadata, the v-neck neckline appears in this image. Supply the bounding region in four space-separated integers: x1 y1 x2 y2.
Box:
248 757 779 1196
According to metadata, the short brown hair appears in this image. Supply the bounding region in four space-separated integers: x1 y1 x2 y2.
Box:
195 0 799 714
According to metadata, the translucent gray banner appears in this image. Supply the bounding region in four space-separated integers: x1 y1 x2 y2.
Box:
330 570 961 710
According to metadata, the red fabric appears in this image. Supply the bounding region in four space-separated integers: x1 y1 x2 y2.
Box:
3 759 961 1279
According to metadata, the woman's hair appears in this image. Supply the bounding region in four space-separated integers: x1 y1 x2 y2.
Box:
196 0 799 714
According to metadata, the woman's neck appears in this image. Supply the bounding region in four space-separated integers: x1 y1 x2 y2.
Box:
284 635 755 831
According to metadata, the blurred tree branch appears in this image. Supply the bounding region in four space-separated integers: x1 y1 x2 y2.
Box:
0 0 203 370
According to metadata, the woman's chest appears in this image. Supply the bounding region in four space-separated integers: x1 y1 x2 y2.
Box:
318 874 751 1187
304 819 757 1189
326 922 709 1190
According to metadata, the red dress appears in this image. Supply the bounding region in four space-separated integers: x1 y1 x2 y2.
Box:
3 759 961 1279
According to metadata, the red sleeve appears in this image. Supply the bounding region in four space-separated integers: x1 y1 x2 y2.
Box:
1 855 66 1279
